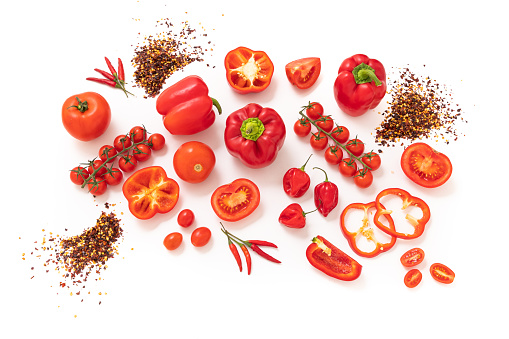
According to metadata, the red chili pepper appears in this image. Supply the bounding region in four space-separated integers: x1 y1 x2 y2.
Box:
248 240 277 248
94 68 116 81
86 77 117 87
240 244 251 275
87 57 133 97
250 244 281 263
105 56 117 77
228 239 242 272
118 58 125 82
313 167 339 217
278 203 316 229
282 154 312 198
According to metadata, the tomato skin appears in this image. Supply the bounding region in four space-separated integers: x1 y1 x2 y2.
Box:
177 209 195 228
310 132 328 150
99 145 117 163
70 166 89 185
104 168 123 186
173 141 215 184
191 227 211 247
62 92 111 141
306 102 324 120
133 144 152 162
404 269 423 288
324 146 343 165
339 158 358 177
114 135 132 152
163 232 183 251
401 142 453 188
88 159 107 177
400 248 425 267
294 119 311 137
130 126 147 143
148 133 165 150
119 155 138 173
87 178 107 196
353 169 373 188
362 151 381 171
346 138 365 156
430 263 455 284
211 178 260 222
331 126 350 144
316 116 334 132
285 57 321 89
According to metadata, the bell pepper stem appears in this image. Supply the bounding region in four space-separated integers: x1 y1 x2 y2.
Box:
353 63 382 86
240 117 265 142
211 97 222 114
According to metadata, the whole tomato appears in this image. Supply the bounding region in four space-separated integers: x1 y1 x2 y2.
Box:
353 169 373 188
339 158 358 177
133 144 152 162
173 141 215 183
331 126 350 144
104 168 123 186
177 209 195 227
325 146 343 165
306 102 324 120
362 151 381 171
191 227 212 247
346 138 365 156
294 118 311 137
87 178 107 196
310 132 328 150
119 155 138 172
62 92 111 141
163 232 183 251
148 133 165 150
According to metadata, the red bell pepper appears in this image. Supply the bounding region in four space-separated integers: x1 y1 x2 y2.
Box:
224 103 286 169
313 167 338 217
340 201 397 258
156 75 221 135
306 235 362 281
122 166 180 220
278 203 316 229
333 54 386 117
282 154 312 198
373 188 431 240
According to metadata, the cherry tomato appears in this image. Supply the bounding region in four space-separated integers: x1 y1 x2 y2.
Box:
430 263 455 284
400 248 425 267
294 118 311 137
331 125 350 144
119 155 137 173
104 168 123 186
401 142 453 188
306 102 324 120
362 151 381 171
285 57 321 89
173 141 215 184
324 146 343 165
316 116 334 132
130 126 147 143
404 269 423 288
148 133 165 151
87 159 107 177
177 209 195 228
211 178 260 222
339 158 358 177
87 177 107 196
310 132 328 150
346 138 365 156
354 169 373 188
114 135 132 152
163 232 183 251
191 227 211 247
70 166 89 185
99 145 117 163
133 144 152 162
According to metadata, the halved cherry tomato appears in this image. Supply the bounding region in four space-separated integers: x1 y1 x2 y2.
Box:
324 146 343 165
310 132 328 150
430 263 455 284
339 158 357 177
173 141 215 184
401 142 452 188
400 248 425 267
306 102 324 120
285 57 321 89
331 125 349 144
294 118 311 137
211 178 260 222
224 46 274 94
362 151 381 171
404 269 422 288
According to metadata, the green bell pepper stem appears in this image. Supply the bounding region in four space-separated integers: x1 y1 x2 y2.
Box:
240 117 265 142
352 63 382 86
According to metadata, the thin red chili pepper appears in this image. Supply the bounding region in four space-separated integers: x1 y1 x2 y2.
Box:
118 58 125 81
86 77 116 87
240 244 251 275
228 239 242 272
250 244 281 263
248 240 278 248
105 57 117 76
94 68 116 81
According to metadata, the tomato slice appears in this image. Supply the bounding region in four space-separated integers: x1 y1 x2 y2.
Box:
404 269 422 288
430 263 455 284
224 46 274 94
285 57 321 89
400 248 425 267
401 142 452 188
211 178 260 221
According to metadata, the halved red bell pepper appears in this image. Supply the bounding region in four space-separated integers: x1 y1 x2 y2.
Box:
340 201 397 258
224 46 274 94
373 188 430 240
156 75 221 135
224 103 286 168
122 166 179 220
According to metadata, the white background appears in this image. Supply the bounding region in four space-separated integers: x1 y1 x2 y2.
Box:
1 0 507 338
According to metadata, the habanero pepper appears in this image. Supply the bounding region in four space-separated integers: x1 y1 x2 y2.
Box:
313 167 338 217
282 154 312 198
333 54 386 117
156 75 222 135
278 203 316 229
373 188 431 240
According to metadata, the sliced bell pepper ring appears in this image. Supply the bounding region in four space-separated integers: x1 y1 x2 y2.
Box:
373 188 430 240
122 166 179 220
340 201 397 258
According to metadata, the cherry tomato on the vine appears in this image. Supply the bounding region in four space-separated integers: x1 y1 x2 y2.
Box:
331 125 350 144
119 155 138 172
310 132 328 150
133 144 152 162
353 169 373 188
148 133 165 151
104 168 123 186
114 135 132 152
404 269 422 288
88 159 107 177
306 102 324 120
362 151 381 171
339 158 358 177
294 118 311 137
191 227 211 247
70 166 89 185
324 146 343 165
177 209 195 228
316 116 334 132
163 232 183 251
99 145 117 163
87 177 107 196
130 126 147 143
346 138 365 156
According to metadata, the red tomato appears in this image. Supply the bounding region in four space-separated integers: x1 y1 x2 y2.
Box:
133 144 152 162
285 57 321 89
401 142 453 188
119 155 137 173
104 168 123 186
354 169 373 188
163 232 183 251
331 125 350 144
430 263 455 284
130 126 147 143
339 158 358 177
324 146 343 165
148 133 165 151
87 159 107 177
61 92 111 141
294 118 311 137
400 248 425 267
362 151 381 171
191 227 211 247
114 135 132 152
306 102 324 120
211 178 260 222
316 116 334 132
404 269 423 288
173 141 215 184
87 178 107 196
310 132 328 150
70 166 89 185
177 209 195 228
99 145 117 163
346 138 365 156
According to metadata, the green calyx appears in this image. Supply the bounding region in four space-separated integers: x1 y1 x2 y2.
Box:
352 63 382 86
240 117 265 141
68 97 89 113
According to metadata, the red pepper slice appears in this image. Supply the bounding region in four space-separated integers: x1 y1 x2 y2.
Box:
306 235 362 281
340 201 397 258
373 188 430 240
122 166 179 220
224 46 274 94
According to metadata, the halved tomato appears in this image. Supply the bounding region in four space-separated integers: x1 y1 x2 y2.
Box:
285 57 321 89
211 178 260 221
401 142 452 188
400 248 425 267
430 263 455 284
404 269 422 288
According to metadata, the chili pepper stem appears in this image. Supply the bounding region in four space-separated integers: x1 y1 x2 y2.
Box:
300 154 312 171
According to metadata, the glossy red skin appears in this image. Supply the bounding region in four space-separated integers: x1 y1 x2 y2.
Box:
306 102 324 120
191 227 212 247
285 57 321 89
104 168 123 186
133 144 152 162
314 180 338 217
224 103 286 169
310 132 328 150
353 169 373 188
99 145 117 163
331 126 350 144
404 269 423 288
164 232 183 251
119 155 137 173
324 146 343 165
294 119 311 137
114 135 132 152
333 54 386 117
339 158 357 177
279 203 306 228
88 159 107 177
70 166 89 185
362 152 381 171
130 126 147 143
430 263 455 284
211 178 260 222
400 248 425 267
283 168 310 198
177 209 195 228
157 75 219 135
316 116 334 132
346 138 365 156
87 178 107 196
148 133 165 151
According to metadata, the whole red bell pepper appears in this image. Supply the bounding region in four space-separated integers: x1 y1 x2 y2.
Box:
282 154 312 198
156 75 222 135
278 203 316 229
224 103 286 169
333 54 386 117
313 167 338 217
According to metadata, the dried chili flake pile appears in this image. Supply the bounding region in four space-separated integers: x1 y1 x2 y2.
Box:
375 67 466 147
